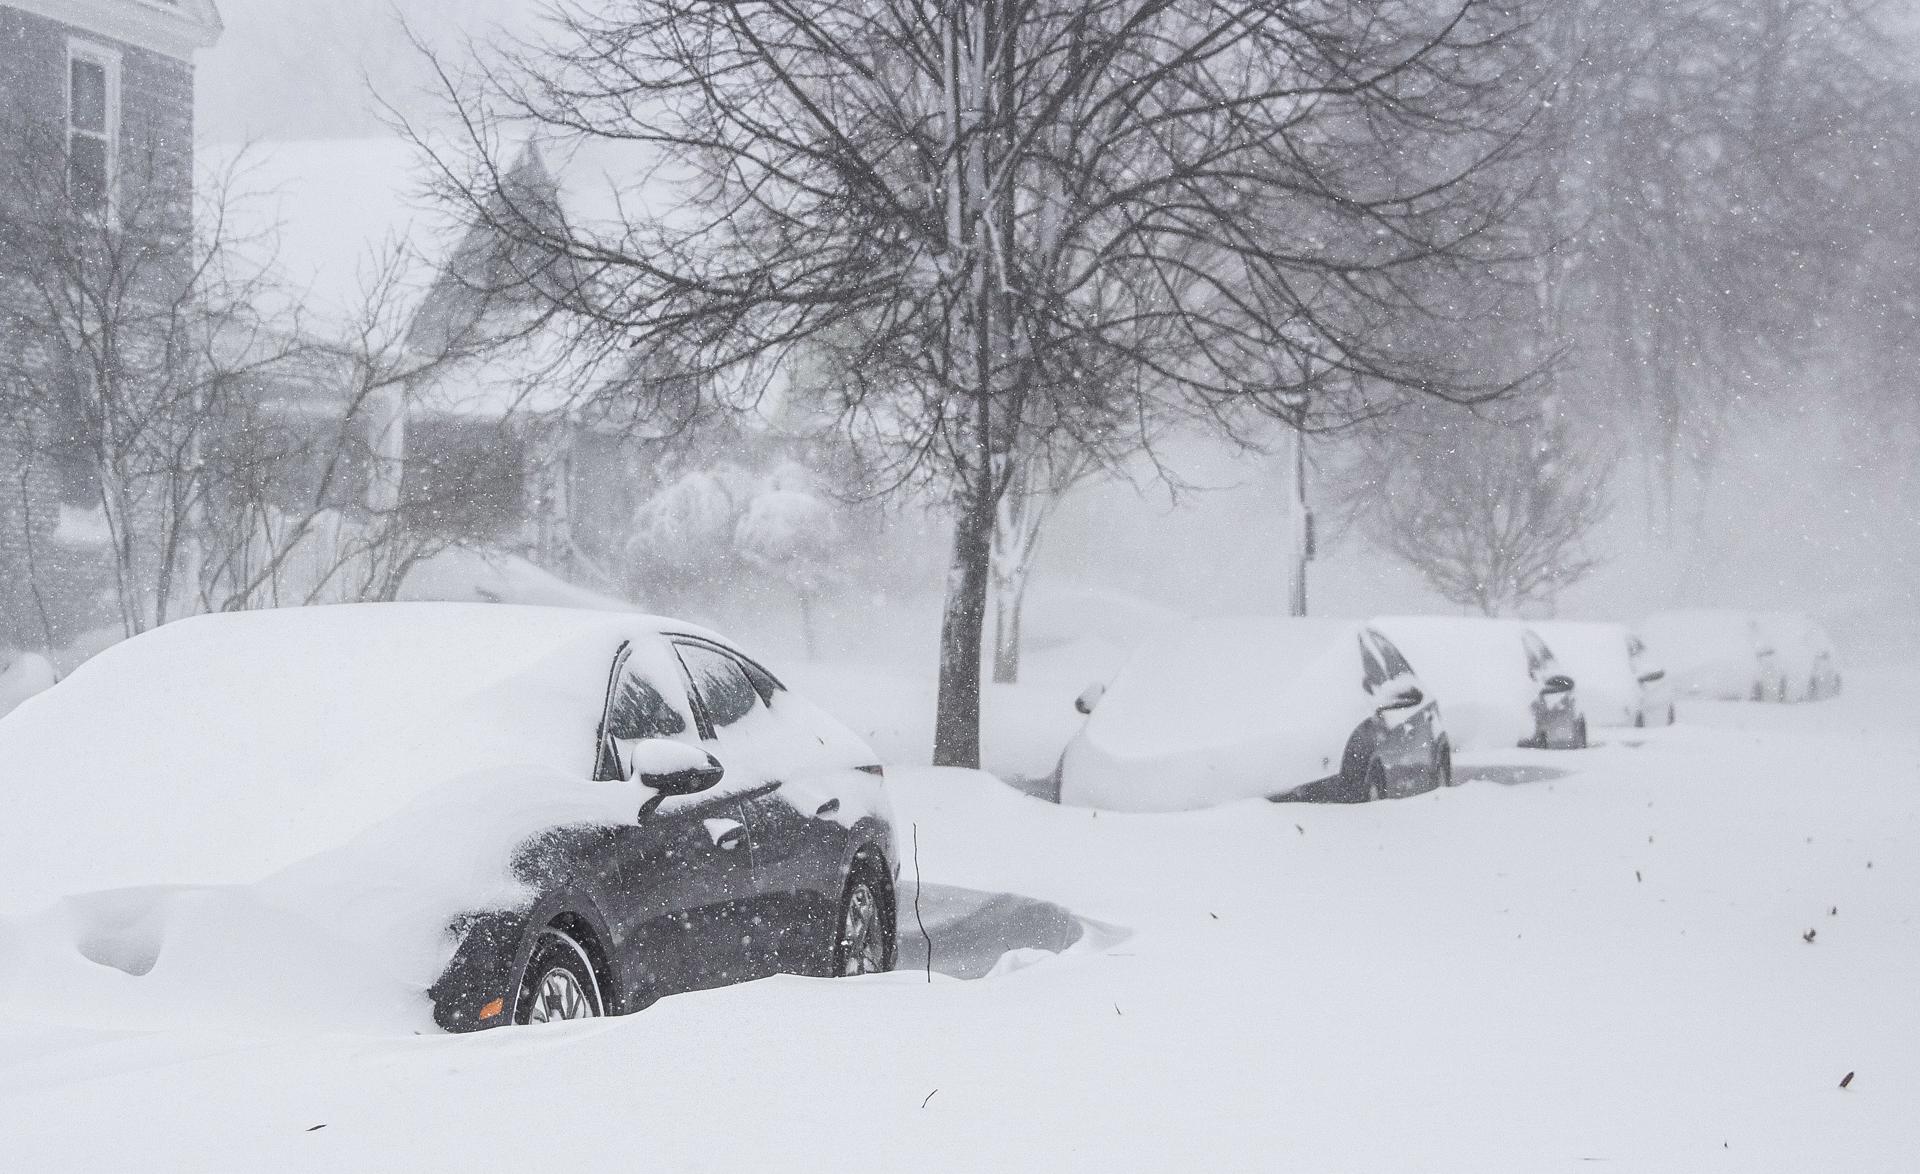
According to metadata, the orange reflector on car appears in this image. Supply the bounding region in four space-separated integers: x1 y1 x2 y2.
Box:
479 997 504 1020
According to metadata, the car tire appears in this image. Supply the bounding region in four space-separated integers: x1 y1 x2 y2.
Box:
1436 741 1456 789
1573 719 1589 749
1362 758 1390 803
1666 703 1677 725
514 926 605 1025
832 863 896 976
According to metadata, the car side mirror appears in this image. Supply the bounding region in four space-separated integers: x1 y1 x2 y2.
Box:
1637 668 1666 684
1378 684 1424 711
1074 682 1107 716
1542 674 1575 695
623 738 725 796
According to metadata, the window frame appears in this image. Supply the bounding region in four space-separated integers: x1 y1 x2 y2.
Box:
65 39 121 220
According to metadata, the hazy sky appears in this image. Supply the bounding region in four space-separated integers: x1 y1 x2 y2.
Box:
196 0 537 142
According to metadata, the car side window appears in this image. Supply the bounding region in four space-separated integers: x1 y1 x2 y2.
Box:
595 650 691 781
1373 633 1416 680
1359 634 1388 692
607 671 686 741
1522 632 1550 676
675 643 762 731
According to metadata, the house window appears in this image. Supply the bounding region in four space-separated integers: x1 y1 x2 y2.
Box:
66 43 120 216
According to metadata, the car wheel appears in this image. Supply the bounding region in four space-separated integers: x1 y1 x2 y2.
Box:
1436 741 1456 789
1362 758 1390 803
515 926 604 1025
1573 719 1589 749
1666 703 1677 725
832 865 895 976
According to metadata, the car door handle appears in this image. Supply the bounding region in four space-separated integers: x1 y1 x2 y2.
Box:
814 797 841 818
703 817 746 851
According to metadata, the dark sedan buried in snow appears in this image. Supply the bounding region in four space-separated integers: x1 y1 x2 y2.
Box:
0 604 899 1032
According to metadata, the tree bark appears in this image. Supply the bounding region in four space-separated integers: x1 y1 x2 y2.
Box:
933 470 995 768
991 573 1025 685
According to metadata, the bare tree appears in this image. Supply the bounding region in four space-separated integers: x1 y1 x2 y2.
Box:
413 0 1545 767
1523 0 1900 530
0 131 296 639
1347 399 1611 616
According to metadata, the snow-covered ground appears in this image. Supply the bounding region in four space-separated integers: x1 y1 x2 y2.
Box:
1 665 1915 1171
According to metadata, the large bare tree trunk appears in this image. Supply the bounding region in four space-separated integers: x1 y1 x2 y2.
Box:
934 465 995 768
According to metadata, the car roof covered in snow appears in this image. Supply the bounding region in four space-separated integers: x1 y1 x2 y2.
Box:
0 604 726 912
1087 617 1368 755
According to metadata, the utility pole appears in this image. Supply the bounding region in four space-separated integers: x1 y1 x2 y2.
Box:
1277 391 1310 616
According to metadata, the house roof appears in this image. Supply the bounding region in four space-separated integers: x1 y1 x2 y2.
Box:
9 0 223 57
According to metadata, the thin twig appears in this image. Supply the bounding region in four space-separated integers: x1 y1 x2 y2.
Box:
912 821 932 983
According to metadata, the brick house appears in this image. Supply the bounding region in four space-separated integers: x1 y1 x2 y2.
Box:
0 0 223 648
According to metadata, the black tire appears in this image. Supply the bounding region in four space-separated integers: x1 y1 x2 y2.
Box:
514 926 605 1025
1362 758 1389 803
1573 719 1589 749
832 863 896 976
1666 703 1677 725
1436 740 1457 789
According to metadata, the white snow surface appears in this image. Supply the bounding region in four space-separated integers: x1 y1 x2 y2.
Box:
1373 615 1540 750
0 667 1915 1169
1058 617 1376 811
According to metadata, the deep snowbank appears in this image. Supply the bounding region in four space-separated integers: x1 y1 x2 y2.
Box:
0 671 1915 1171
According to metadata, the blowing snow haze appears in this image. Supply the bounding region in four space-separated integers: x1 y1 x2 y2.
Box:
4 0 1920 1168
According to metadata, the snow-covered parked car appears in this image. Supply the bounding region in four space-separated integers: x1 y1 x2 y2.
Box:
1756 612 1843 701
1373 616 1588 751
0 604 898 1032
1530 621 1675 728
1057 617 1452 810
1641 609 1785 701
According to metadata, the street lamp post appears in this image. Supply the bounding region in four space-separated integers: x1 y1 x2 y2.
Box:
1276 391 1310 617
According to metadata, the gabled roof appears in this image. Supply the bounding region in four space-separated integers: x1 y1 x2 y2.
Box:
407 144 577 356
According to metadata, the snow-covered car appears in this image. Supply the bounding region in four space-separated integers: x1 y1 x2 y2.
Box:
0 604 898 1032
1373 617 1588 751
1640 609 1785 701
1057 617 1452 810
1756 612 1844 701
1530 621 1675 728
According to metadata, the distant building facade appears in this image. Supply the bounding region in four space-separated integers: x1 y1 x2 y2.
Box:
0 0 223 646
